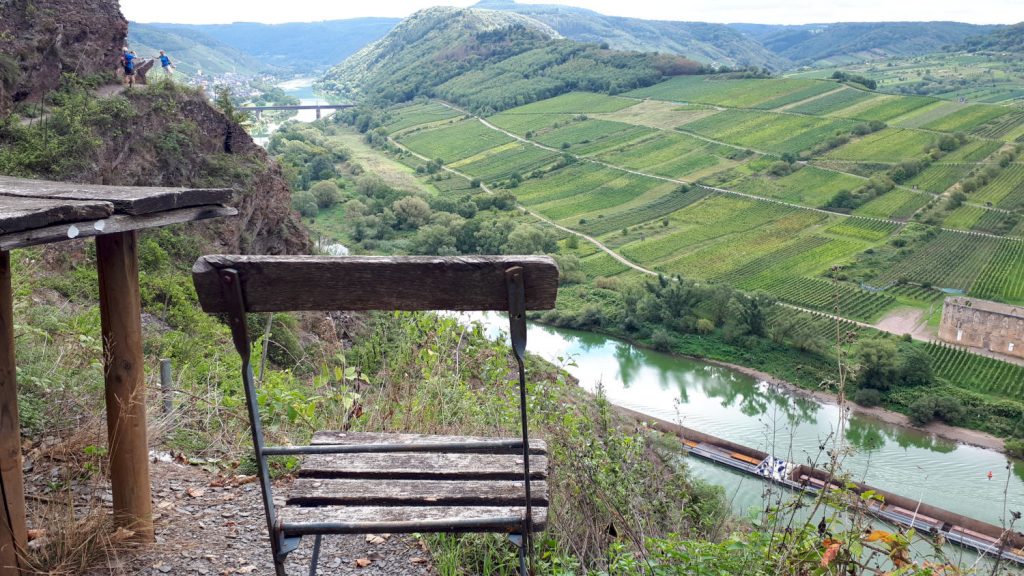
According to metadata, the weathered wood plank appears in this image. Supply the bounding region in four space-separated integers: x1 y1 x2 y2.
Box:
310 431 546 454
0 195 113 235
192 255 560 313
299 452 548 480
279 505 547 535
0 176 232 216
0 206 237 251
287 478 548 507
0 251 25 574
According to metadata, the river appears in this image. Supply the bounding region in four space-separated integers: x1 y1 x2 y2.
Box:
461 312 1024 529
268 80 1024 533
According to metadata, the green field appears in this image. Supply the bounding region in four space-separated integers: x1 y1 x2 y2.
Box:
733 166 863 207
853 189 930 219
826 129 937 162
398 118 514 162
971 165 1024 210
496 91 638 114
383 101 461 133
625 76 837 109
679 109 857 155
594 132 735 180
922 103 1013 133
450 143 560 182
786 87 876 115
904 164 969 193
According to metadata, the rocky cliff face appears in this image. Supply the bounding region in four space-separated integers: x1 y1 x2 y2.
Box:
85 86 309 255
0 0 127 115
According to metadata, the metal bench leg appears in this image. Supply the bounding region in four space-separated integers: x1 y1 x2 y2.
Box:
308 534 323 576
507 268 533 575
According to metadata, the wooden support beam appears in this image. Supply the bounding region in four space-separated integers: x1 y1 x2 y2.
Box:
0 251 26 575
95 233 153 541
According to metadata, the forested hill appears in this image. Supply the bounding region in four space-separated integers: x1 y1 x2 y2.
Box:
129 23 274 76
136 18 400 73
729 21 1000 66
962 21 1024 52
316 6 706 112
472 0 786 70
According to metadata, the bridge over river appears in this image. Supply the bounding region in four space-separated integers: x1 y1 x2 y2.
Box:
240 103 354 119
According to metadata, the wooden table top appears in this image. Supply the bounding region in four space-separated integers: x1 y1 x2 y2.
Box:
0 176 236 250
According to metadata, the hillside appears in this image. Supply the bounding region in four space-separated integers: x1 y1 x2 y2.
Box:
318 6 705 111
730 22 999 66
128 23 275 76
0 0 126 115
473 0 786 70
142 18 400 73
963 21 1024 52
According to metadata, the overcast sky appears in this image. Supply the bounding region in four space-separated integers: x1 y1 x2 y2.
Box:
120 0 1024 26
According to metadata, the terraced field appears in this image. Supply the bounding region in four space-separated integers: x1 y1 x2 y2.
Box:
922 104 1013 133
826 129 937 162
853 189 930 219
972 239 1024 304
680 109 857 155
397 118 514 162
383 101 461 133
625 76 836 109
495 91 637 114
594 132 735 180
873 230 1003 292
733 166 863 207
786 87 875 115
924 342 1024 398
971 165 1024 210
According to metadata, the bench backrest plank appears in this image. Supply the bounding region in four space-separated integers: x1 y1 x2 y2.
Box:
192 255 559 313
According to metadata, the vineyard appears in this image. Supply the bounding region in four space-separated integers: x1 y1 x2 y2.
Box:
824 217 901 242
495 91 638 114
826 129 936 162
831 94 935 123
972 109 1024 139
451 143 559 182
786 87 876 116
534 120 654 156
922 103 1014 133
383 101 461 134
762 276 896 322
679 109 857 155
971 165 1024 210
595 132 732 180
733 166 864 207
923 342 1024 399
853 189 930 219
905 164 969 193
397 118 514 162
873 230 1003 291
624 76 836 109
971 239 1024 304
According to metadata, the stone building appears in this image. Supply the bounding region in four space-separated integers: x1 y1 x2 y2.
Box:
938 296 1024 360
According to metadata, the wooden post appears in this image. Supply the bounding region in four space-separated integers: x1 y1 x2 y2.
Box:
0 251 26 575
96 232 154 541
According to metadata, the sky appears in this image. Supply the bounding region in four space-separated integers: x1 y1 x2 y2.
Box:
121 0 1024 26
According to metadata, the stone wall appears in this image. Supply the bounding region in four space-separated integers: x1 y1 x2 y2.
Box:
938 296 1024 359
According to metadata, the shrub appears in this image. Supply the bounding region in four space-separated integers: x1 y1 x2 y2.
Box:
854 388 883 407
309 181 341 209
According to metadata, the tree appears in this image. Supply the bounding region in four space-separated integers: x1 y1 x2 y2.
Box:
310 181 341 209
392 196 432 230
291 190 318 217
506 223 558 254
855 340 901 391
735 292 773 337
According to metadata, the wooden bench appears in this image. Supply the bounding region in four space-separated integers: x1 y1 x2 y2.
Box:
192 255 559 576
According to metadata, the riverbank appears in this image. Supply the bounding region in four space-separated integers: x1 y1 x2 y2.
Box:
692 358 1007 453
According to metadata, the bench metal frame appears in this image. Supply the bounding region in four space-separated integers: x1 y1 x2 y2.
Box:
212 261 543 576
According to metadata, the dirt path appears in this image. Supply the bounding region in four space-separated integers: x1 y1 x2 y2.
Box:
80 459 435 576
874 306 934 340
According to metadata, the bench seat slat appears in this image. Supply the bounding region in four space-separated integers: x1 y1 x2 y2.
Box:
299 452 548 480
280 505 547 535
287 478 548 507
310 431 546 454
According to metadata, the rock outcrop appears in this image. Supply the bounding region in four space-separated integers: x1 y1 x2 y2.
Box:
0 0 127 115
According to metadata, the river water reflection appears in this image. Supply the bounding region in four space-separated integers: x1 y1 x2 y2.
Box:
462 312 1024 527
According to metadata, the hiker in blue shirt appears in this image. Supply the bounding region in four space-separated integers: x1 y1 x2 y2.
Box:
122 49 137 87
158 50 175 75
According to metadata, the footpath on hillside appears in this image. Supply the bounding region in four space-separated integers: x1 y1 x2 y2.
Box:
56 457 435 576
